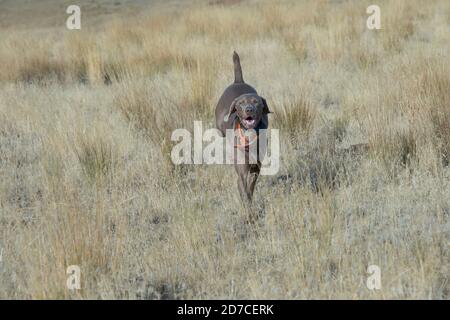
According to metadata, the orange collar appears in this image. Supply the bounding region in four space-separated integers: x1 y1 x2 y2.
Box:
235 121 258 149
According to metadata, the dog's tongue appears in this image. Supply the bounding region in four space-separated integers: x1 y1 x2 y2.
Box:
243 119 256 127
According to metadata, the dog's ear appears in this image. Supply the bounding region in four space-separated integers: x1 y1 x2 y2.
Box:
224 97 239 122
261 97 272 114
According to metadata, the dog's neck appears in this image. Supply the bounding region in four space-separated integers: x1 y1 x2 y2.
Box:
233 117 261 150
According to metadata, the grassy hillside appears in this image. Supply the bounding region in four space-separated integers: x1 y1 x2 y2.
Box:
0 0 449 299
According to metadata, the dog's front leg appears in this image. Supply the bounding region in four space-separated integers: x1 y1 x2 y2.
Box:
236 164 253 203
237 174 249 204
246 172 258 202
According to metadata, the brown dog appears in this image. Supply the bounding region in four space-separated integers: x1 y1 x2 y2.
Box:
215 52 271 211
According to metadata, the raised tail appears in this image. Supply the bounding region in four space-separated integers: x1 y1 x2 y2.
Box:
233 51 244 83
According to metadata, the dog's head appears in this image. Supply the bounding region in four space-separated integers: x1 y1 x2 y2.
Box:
224 93 272 129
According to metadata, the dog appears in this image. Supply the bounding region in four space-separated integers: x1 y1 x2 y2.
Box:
215 52 272 216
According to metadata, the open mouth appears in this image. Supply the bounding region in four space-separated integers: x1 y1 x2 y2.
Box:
242 117 256 128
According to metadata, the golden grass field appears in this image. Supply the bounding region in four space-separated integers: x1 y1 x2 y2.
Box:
0 0 449 299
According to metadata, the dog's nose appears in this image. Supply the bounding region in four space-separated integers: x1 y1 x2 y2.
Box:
245 106 254 114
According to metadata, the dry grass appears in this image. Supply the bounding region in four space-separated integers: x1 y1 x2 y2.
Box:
0 0 449 299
